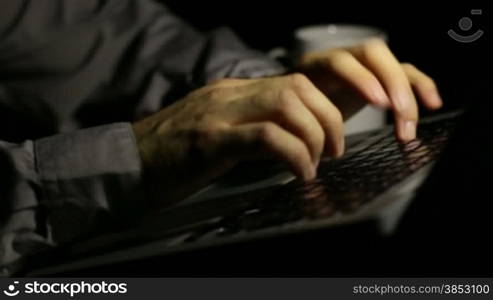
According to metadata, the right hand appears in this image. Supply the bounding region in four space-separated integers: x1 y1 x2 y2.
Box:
132 73 344 208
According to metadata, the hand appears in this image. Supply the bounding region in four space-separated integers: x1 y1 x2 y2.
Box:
132 74 344 208
297 38 443 141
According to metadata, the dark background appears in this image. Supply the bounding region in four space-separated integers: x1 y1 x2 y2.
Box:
166 1 489 111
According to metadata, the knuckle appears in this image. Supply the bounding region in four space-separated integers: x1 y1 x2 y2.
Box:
291 144 312 167
185 126 218 159
327 49 351 61
292 147 308 163
304 124 324 151
327 109 344 135
257 123 278 144
401 62 415 70
276 90 297 114
364 37 386 48
210 78 231 86
329 107 344 124
287 72 312 91
314 128 325 148
206 87 228 102
360 38 385 58
192 126 218 147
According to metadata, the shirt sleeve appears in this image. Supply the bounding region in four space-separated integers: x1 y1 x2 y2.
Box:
0 0 286 119
0 123 145 276
0 0 287 276
124 1 288 86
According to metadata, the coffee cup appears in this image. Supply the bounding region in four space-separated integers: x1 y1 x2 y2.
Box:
293 24 388 135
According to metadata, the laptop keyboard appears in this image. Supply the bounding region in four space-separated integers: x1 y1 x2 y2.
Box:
52 112 462 264
181 112 462 241
29 112 464 274
280 115 457 219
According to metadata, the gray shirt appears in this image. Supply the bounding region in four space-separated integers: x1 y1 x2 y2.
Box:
0 0 286 276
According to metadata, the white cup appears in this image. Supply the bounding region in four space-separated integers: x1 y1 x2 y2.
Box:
294 24 388 135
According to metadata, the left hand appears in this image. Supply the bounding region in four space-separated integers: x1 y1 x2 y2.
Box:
296 38 443 141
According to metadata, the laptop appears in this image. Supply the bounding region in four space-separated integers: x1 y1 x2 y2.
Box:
23 104 480 276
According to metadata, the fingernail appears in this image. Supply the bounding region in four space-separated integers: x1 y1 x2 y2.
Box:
398 120 416 141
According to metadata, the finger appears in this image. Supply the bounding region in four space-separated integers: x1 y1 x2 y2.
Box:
350 39 418 141
321 49 390 108
401 63 443 110
286 73 345 157
208 77 257 87
222 87 325 165
222 122 315 180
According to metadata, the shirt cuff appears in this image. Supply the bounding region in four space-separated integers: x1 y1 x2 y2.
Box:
197 27 288 84
34 123 146 244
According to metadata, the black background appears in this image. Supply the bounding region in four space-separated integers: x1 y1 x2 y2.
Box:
165 1 490 110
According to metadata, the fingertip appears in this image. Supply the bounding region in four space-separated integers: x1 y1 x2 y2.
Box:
428 101 443 110
413 80 443 110
302 164 317 181
416 86 443 111
428 91 444 110
396 119 416 142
